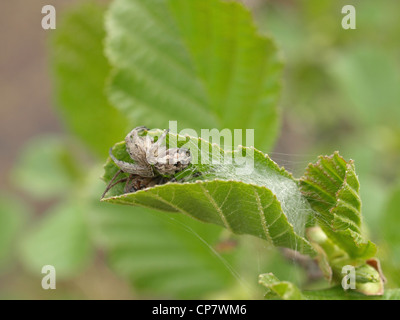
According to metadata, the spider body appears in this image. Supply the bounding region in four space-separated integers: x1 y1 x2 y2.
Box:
101 127 191 199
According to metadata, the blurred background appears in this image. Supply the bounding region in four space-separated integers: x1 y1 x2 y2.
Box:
0 0 399 299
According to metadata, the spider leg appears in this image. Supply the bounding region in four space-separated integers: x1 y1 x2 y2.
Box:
153 129 169 149
148 129 170 165
125 126 148 138
101 173 128 199
125 126 149 145
124 174 136 193
101 168 123 197
133 126 149 133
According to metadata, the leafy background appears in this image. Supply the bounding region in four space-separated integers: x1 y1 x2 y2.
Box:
0 0 399 299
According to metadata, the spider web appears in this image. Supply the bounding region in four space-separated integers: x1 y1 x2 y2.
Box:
149 129 314 239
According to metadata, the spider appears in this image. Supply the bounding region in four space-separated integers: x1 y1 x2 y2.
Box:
101 126 191 199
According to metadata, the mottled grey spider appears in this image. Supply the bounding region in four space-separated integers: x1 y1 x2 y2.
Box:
101 126 191 199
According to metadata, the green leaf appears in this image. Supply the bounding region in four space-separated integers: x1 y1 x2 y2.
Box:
258 273 305 300
379 185 400 286
11 135 84 199
0 195 29 271
259 274 399 300
91 201 239 298
105 0 282 150
101 130 314 255
52 2 128 157
79 166 240 298
19 202 93 279
299 152 376 259
307 227 385 296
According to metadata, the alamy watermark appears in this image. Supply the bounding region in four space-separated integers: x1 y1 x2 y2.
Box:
41 5 56 30
41 4 356 31
342 5 356 30
341 265 356 290
149 121 256 175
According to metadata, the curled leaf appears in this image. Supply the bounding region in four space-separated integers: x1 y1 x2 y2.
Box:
299 152 376 259
102 130 315 255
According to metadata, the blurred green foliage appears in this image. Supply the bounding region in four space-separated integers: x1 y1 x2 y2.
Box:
52 2 128 158
0 196 29 271
11 135 85 199
105 0 282 150
19 201 93 279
